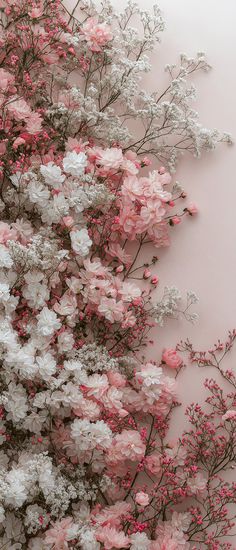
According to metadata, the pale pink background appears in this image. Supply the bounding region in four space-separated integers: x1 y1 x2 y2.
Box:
65 0 236 537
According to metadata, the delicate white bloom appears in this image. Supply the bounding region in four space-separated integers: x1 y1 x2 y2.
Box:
36 353 57 380
63 151 87 176
40 162 65 187
0 245 13 268
28 181 50 207
71 419 112 451
70 228 92 256
4 382 28 422
130 532 150 550
37 307 61 336
5 469 28 507
0 283 10 303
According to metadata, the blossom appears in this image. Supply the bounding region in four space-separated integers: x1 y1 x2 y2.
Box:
97 147 123 170
37 307 61 336
187 472 207 494
45 517 78 549
82 18 113 52
135 492 149 506
7 97 32 120
71 418 112 451
130 532 150 550
222 409 236 421
107 430 146 464
63 151 87 176
70 228 92 256
96 527 130 549
26 112 42 134
40 162 65 187
0 222 17 244
162 349 183 369
0 68 15 91
98 297 124 323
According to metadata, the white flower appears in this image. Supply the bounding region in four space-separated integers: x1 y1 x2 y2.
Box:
70 228 92 256
37 307 61 337
40 162 65 187
57 330 74 353
4 382 28 422
28 181 50 207
0 245 13 268
5 469 28 507
130 532 150 550
0 283 10 303
23 411 48 434
63 151 87 177
36 353 57 380
71 419 112 451
23 272 49 308
0 505 5 523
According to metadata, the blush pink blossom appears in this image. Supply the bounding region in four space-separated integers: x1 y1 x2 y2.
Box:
0 68 15 91
222 409 236 421
162 349 183 369
0 222 17 244
82 18 113 52
187 202 198 215
97 147 123 170
107 429 146 465
25 112 42 134
96 527 130 549
135 491 150 506
45 517 76 549
7 97 32 120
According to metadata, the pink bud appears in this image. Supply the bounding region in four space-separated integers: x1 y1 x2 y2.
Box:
142 156 151 166
187 203 198 215
171 216 181 225
159 166 166 174
116 265 124 273
151 275 159 285
143 268 151 279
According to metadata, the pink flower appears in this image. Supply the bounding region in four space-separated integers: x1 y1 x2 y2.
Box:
96 527 130 549
0 68 15 91
171 216 181 225
82 18 113 52
151 275 159 285
25 112 42 134
7 98 32 121
222 409 236 421
107 371 126 388
0 222 17 244
162 349 183 369
145 453 162 475
93 501 131 529
29 5 43 18
97 147 123 170
135 491 150 506
45 517 76 549
13 137 26 149
107 429 146 465
186 202 198 215
143 268 151 279
98 297 124 323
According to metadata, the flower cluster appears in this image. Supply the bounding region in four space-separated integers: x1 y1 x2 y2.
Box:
0 0 234 549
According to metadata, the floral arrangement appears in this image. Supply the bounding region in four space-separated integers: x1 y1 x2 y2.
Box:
0 0 235 549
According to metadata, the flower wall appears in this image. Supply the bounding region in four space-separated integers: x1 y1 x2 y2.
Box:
0 0 235 549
